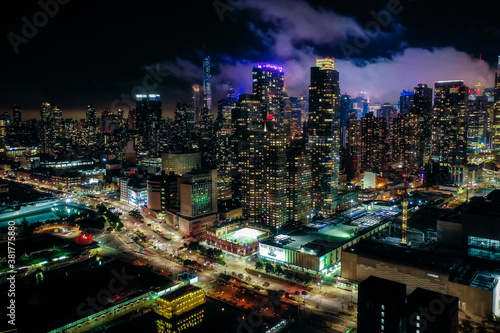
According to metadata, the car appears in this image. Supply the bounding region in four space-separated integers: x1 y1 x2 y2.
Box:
301 291 308 295
295 291 300 295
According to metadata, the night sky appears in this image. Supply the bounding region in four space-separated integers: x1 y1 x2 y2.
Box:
1 0 499 118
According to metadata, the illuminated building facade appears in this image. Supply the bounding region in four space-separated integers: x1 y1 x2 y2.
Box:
286 138 312 224
360 112 387 173
135 93 162 154
407 83 433 174
161 152 201 175
154 284 205 319
241 65 287 227
431 81 468 181
203 56 212 114
308 57 341 215
492 56 500 149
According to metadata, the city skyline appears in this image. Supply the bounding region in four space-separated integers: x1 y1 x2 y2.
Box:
1 0 498 116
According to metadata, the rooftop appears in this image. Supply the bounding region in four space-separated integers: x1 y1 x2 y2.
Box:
160 284 202 302
262 210 398 256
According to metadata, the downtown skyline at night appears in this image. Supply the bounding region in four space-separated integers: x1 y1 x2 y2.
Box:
1 1 500 333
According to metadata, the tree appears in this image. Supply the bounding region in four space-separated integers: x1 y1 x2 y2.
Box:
275 264 284 276
265 263 275 274
475 326 487 333
255 261 264 270
96 204 107 215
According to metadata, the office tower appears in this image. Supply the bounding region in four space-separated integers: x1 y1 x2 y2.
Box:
283 94 305 140
203 56 212 115
135 93 162 154
12 104 21 126
127 107 136 130
388 114 406 165
399 90 414 117
252 63 285 124
467 96 489 154
173 102 196 153
241 64 287 227
85 105 96 126
308 57 341 215
193 84 201 122
340 94 353 148
0 115 8 140
40 102 51 122
492 56 500 148
358 276 407 333
407 83 433 175
39 102 52 154
52 105 62 121
352 93 368 118
495 56 500 103
360 112 388 173
345 113 361 181
216 83 236 180
286 138 312 224
431 81 468 182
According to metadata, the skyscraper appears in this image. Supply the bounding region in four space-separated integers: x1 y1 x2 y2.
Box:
399 89 414 117
308 57 341 215
193 84 201 122
252 64 285 125
203 56 212 115
412 83 433 169
492 56 500 149
12 104 21 126
360 112 388 173
135 94 162 154
286 138 312 224
241 64 287 227
431 81 468 183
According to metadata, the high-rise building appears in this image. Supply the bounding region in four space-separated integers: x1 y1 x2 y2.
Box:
286 138 312 224
283 94 305 140
193 84 201 122
431 81 468 182
492 56 500 149
252 63 285 124
173 102 196 153
407 83 433 175
240 64 287 227
308 57 341 215
135 93 162 154
388 114 406 165
12 104 21 126
203 56 212 115
399 89 414 117
340 94 353 148
360 112 388 173
345 113 361 181
495 56 500 103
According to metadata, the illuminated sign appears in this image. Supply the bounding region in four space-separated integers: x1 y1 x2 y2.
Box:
259 243 285 262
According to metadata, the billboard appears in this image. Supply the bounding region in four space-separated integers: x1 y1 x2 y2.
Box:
259 243 286 262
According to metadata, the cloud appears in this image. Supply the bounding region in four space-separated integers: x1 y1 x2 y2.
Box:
156 0 496 107
336 47 495 103
243 0 366 58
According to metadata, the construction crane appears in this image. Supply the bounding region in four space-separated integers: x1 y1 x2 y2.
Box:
401 176 408 245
